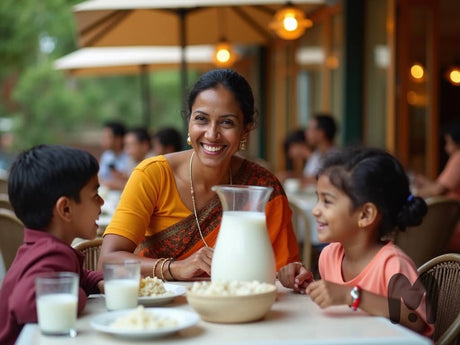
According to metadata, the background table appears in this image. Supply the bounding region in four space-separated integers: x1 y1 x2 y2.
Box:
287 191 321 246
16 281 433 345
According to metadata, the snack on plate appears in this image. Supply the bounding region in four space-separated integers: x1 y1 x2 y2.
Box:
110 306 178 330
189 280 275 296
138 276 171 297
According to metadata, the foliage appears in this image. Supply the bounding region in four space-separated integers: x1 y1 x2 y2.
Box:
11 63 85 149
0 0 191 151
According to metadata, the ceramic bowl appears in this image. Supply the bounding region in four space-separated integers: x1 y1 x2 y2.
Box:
186 283 277 323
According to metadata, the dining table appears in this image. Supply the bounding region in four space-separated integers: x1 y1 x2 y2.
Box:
16 280 433 345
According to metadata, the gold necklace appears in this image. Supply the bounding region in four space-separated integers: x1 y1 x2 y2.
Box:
189 151 232 248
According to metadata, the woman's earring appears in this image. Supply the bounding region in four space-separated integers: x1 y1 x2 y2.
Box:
358 221 363 228
187 134 192 146
239 138 247 151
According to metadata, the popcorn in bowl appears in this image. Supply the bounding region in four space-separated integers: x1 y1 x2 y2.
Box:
186 280 277 323
189 280 275 296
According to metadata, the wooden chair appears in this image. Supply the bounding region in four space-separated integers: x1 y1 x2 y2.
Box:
288 200 312 268
0 177 7 194
418 253 460 345
73 238 103 271
0 208 24 271
395 196 460 267
0 193 13 211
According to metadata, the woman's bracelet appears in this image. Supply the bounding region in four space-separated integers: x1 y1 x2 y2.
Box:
167 259 176 281
153 258 165 278
160 258 169 281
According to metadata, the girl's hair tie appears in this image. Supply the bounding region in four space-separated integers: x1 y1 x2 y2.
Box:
407 194 415 203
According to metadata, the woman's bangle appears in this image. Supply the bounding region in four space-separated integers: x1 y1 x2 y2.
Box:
160 258 169 281
153 258 165 278
167 259 176 281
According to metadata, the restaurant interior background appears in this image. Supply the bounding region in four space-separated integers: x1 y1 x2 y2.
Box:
231 0 460 178
1 0 459 179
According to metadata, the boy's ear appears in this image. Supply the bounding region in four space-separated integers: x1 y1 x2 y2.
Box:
55 196 72 222
358 202 379 228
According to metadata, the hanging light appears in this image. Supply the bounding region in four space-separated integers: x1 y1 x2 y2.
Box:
213 40 238 68
410 63 425 81
270 5 312 40
445 65 460 86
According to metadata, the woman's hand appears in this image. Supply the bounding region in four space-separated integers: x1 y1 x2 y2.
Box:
171 246 214 280
278 262 314 293
306 280 351 308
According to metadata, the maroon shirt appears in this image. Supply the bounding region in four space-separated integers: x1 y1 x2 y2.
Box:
0 229 103 345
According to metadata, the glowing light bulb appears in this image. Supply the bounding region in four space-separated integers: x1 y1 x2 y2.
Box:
410 64 424 80
283 15 298 32
269 6 312 40
216 48 231 64
449 69 460 85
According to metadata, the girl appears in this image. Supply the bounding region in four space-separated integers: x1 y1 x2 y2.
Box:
279 147 433 335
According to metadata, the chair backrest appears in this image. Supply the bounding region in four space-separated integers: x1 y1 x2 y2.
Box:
0 193 13 211
0 177 7 194
288 200 311 268
395 196 460 267
0 208 24 271
73 238 103 271
418 253 460 345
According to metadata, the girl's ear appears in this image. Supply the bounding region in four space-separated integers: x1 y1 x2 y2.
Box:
55 196 72 222
358 202 379 228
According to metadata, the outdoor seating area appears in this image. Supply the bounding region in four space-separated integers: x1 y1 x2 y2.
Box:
1 1 460 345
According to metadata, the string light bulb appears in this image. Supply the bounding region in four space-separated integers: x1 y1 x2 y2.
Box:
270 6 312 40
213 41 238 67
410 63 425 81
446 66 460 86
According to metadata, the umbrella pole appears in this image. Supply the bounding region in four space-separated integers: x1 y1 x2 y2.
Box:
140 64 152 129
179 9 189 138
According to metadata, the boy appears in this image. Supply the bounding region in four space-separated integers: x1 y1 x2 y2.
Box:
0 145 104 345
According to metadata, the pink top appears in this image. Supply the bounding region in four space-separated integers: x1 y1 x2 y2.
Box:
319 242 433 336
438 150 460 200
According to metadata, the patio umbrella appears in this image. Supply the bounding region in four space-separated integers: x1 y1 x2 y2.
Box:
54 45 214 128
73 0 323 106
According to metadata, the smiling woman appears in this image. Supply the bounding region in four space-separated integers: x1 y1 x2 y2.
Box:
99 69 300 281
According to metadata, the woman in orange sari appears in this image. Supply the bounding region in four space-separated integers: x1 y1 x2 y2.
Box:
98 69 299 280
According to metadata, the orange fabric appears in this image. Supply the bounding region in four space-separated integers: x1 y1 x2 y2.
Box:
104 155 299 270
319 242 433 336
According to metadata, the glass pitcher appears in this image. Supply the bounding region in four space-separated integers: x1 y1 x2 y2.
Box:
211 185 276 283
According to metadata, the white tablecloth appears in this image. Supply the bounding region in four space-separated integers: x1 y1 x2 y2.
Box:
16 281 433 345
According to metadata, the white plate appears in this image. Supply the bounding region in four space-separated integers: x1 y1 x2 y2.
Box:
138 283 186 306
90 308 199 339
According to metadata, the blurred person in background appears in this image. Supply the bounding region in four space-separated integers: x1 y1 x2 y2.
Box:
124 127 153 173
98 121 129 191
151 127 183 155
277 128 312 186
301 114 338 187
415 120 460 251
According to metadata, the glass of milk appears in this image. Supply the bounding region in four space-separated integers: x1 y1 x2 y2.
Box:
103 260 140 310
35 271 79 336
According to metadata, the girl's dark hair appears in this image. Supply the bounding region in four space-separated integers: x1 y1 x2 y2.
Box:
186 69 256 127
8 145 99 229
318 147 427 239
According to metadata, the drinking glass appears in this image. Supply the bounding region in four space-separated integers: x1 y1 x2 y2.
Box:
35 271 79 337
103 260 140 310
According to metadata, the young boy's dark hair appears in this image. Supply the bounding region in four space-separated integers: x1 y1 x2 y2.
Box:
8 145 99 229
